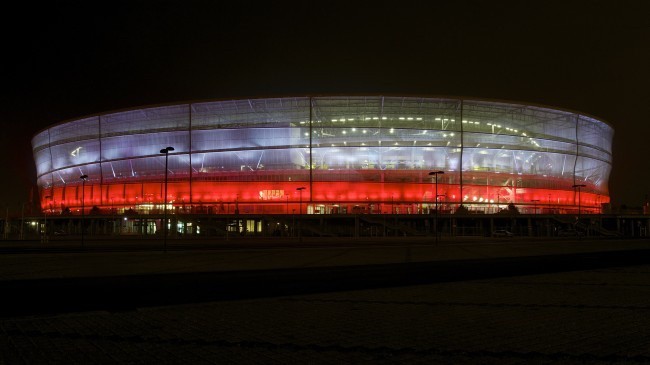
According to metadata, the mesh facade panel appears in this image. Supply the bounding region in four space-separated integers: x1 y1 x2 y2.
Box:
32 96 613 214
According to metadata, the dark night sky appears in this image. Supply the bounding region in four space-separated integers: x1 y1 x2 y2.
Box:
2 1 649 213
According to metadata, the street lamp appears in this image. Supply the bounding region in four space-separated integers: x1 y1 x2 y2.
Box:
572 184 586 216
42 195 51 243
296 187 305 242
531 199 540 214
160 146 175 253
20 202 27 240
573 183 587 238
428 171 444 245
80 175 88 248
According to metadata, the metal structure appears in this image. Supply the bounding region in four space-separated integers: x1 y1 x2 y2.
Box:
80 174 88 247
160 147 174 252
32 96 613 218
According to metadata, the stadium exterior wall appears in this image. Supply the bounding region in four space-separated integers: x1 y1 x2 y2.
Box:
32 96 613 215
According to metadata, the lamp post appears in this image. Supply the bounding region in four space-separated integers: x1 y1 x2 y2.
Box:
20 202 26 240
572 184 586 238
3 206 7 240
531 199 540 214
80 175 88 248
160 146 175 253
296 187 305 242
428 171 444 246
572 184 586 216
42 196 51 243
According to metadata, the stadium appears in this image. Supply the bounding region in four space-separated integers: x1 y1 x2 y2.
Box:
32 96 613 218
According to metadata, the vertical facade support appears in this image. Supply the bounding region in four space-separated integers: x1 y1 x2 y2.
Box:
98 116 103 206
47 128 54 212
189 104 193 210
309 97 313 206
459 99 464 207
573 114 580 206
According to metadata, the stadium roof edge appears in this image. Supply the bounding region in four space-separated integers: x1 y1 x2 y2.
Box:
32 94 614 139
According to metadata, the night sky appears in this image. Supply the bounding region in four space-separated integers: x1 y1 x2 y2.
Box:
2 1 649 213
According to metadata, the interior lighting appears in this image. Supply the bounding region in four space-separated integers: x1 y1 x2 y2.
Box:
463 120 468 123
399 117 405 120
490 199 494 203
342 130 347 134
382 117 387 120
416 117 422 120
365 117 371 120
363 130 367 133
304 133 309 136
407 117 413 120
332 119 338 122
373 117 379 120
449 132 455 136
473 196 478 201
389 128 394 133
352 128 356 132
435 118 441 121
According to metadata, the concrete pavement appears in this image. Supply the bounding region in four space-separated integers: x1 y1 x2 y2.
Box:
1 237 650 364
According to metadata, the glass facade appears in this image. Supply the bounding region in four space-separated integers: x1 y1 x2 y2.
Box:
32 96 613 214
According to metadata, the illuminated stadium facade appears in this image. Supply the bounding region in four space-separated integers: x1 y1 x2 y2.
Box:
32 96 613 216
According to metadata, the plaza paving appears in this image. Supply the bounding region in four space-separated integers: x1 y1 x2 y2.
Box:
1 237 650 364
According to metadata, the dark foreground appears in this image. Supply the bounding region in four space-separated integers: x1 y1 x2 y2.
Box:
1 238 650 364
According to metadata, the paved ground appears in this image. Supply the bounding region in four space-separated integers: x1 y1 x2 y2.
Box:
1 237 650 364
0 237 649 280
